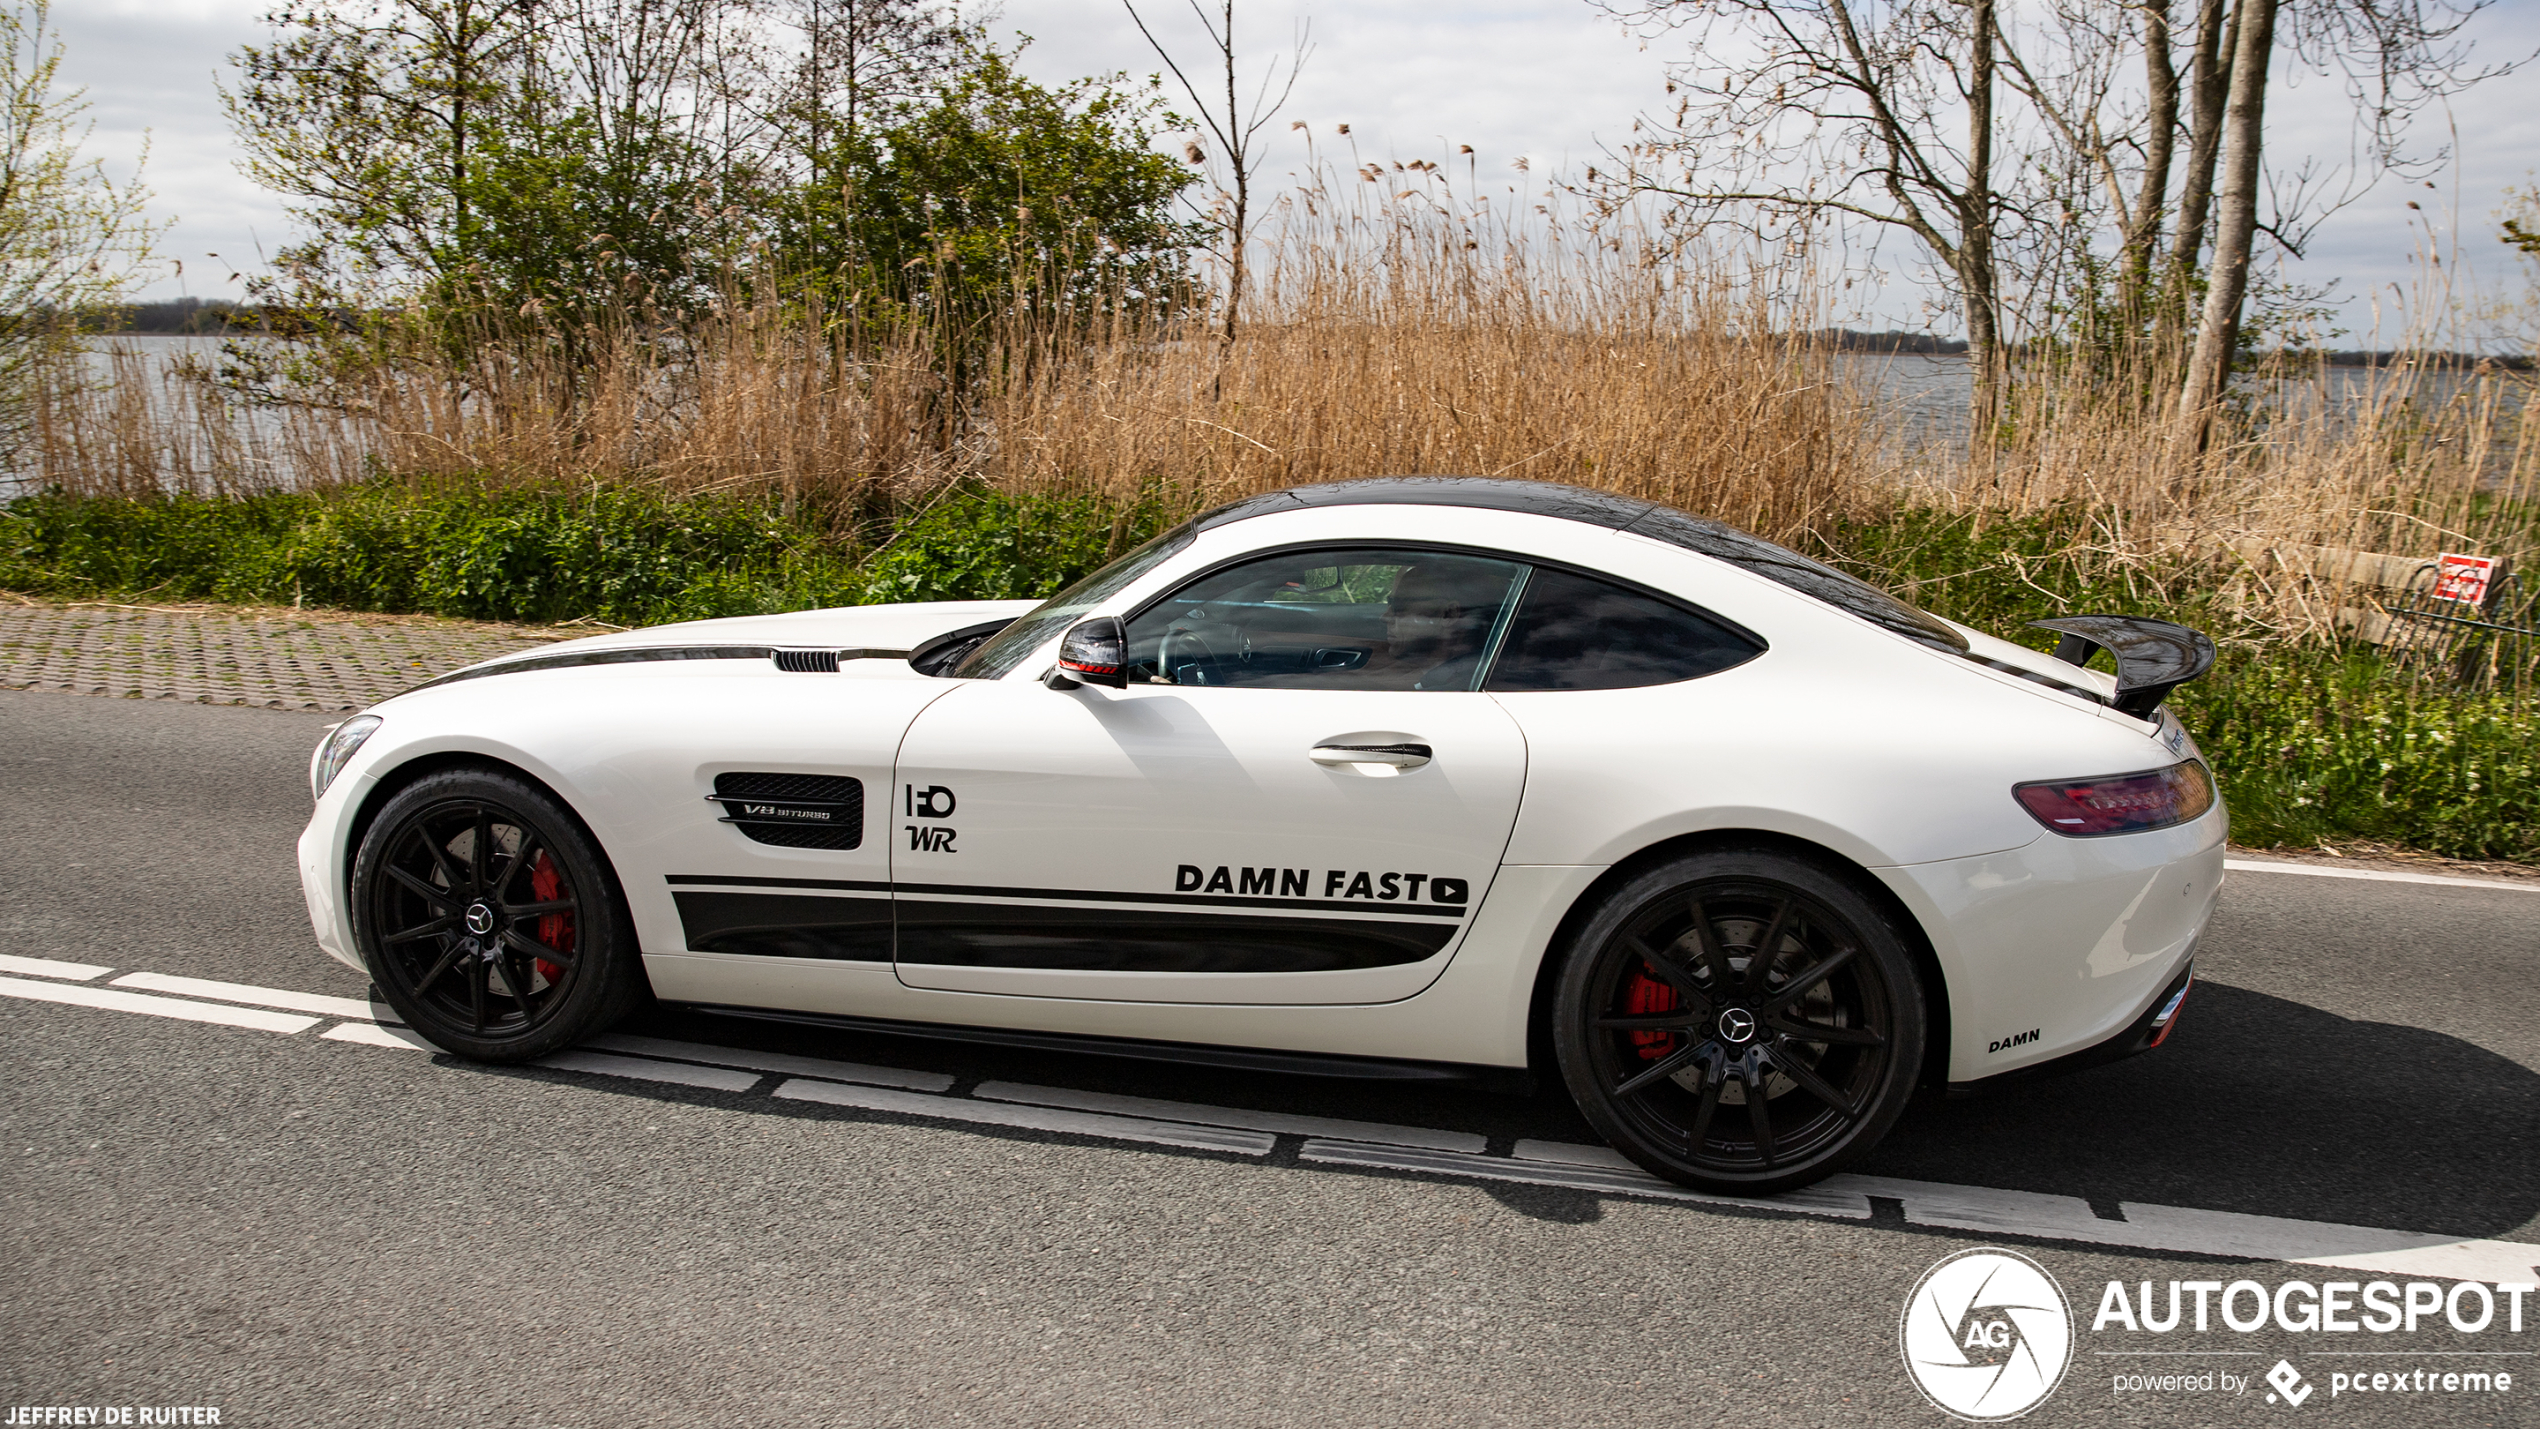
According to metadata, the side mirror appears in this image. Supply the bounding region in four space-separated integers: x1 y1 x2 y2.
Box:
1048 615 1128 689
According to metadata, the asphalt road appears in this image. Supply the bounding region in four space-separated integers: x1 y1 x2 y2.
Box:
4 688 2535 1429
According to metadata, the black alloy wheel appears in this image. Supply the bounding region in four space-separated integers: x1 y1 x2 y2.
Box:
1553 848 1926 1194
352 768 643 1061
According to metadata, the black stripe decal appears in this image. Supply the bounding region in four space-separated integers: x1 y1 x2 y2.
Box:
895 879 1466 918
668 874 892 893
673 891 892 961
894 900 1454 973
666 873 1464 919
416 645 774 691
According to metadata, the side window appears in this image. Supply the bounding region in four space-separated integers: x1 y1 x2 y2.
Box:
1484 566 1762 692
1124 548 1528 691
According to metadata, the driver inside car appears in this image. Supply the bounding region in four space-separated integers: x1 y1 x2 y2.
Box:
1125 548 1524 689
1355 561 1512 690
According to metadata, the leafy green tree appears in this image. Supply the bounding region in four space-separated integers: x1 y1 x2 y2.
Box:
770 0 968 288
781 42 1202 323
224 0 756 319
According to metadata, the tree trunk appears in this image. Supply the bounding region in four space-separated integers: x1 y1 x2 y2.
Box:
1962 0 2000 441
2160 0 2233 350
2118 0 2177 321
2177 0 2277 438
1219 0 1244 348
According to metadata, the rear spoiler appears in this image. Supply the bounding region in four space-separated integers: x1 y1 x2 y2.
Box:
2029 616 2216 720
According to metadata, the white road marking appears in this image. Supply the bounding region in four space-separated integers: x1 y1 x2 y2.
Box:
324 1021 440 1051
110 971 390 1022
0 954 114 981
13 961 2536 1283
0 975 320 1033
2225 858 2540 894
773 1077 1279 1156
1511 1139 1638 1171
587 1033 953 1092
973 1081 1489 1153
1831 1173 2114 1240
2294 1240 2540 1284
535 1049 763 1092
1301 1139 1879 1218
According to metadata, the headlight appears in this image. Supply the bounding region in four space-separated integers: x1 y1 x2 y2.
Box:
311 715 383 802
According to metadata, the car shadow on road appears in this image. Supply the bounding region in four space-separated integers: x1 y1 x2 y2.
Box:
1861 980 2540 1240
617 978 2535 1240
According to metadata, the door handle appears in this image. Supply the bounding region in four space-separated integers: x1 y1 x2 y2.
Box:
1310 741 1433 770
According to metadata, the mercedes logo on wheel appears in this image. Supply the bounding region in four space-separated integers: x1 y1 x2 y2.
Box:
464 903 497 936
1900 1247 2073 1421
1716 1007 1757 1044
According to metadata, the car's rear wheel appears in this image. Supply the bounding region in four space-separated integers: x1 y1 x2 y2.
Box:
352 768 643 1061
1553 848 1926 1194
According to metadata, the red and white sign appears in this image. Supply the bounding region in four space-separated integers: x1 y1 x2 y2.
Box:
2430 553 2499 608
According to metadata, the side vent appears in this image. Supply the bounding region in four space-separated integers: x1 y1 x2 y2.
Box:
708 772 863 849
772 648 841 673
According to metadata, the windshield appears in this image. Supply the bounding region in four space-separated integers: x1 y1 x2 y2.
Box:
951 523 1199 679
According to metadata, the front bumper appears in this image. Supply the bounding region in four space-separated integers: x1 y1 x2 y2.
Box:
298 786 366 973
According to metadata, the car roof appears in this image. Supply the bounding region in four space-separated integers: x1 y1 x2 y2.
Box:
1190 476 1663 536
1184 476 1976 659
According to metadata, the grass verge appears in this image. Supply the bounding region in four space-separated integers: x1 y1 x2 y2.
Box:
6 485 2530 862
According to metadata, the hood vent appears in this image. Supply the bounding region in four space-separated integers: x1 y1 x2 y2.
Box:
708 772 863 849
772 648 841 673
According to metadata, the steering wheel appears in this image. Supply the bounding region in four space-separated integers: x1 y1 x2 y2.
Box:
1159 622 1238 685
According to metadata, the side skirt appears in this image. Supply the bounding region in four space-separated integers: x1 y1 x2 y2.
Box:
673 1001 1531 1090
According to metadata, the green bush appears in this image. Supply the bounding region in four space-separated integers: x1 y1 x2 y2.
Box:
0 481 1167 627
853 488 1163 605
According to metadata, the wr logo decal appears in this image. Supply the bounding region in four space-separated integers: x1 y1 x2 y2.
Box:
903 784 957 852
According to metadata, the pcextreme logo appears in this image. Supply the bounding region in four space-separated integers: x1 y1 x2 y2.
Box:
1900 1248 2076 1421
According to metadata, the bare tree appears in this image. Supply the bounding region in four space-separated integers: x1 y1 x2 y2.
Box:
2174 0 2276 437
1120 0 1308 345
1594 0 2040 434
2175 0 2512 436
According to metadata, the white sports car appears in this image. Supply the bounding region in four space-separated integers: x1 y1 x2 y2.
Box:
298 477 2223 1192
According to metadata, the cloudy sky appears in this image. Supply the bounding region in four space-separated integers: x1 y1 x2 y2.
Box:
58 0 2540 342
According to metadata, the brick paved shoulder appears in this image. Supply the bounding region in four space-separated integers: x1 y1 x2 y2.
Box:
0 598 588 712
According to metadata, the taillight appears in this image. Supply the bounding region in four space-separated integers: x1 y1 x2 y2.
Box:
2014 760 2214 836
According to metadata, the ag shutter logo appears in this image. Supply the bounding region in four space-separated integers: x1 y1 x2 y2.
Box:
1901 1247 2075 1421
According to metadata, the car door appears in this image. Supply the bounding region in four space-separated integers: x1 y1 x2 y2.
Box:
889 546 1533 1005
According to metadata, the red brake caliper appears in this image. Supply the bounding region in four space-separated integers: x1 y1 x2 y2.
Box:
529 852 573 984
1624 970 1681 1060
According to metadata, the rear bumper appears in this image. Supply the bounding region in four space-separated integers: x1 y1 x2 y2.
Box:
1873 804 2225 1082
1946 957 2196 1093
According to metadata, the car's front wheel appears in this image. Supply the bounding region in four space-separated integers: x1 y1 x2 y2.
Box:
352 768 643 1061
1553 848 1926 1194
